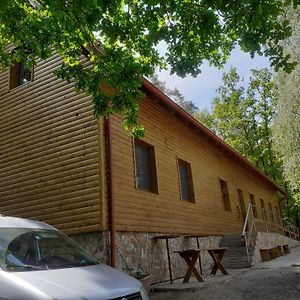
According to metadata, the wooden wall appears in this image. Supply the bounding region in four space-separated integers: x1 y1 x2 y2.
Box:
0 53 282 236
110 96 282 234
0 54 104 235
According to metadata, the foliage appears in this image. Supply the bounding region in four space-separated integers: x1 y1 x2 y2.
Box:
273 6 300 204
149 74 198 115
0 0 299 134
196 67 282 181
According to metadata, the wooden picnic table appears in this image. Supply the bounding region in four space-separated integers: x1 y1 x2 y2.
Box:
184 234 224 274
174 247 229 283
173 249 204 283
206 247 229 275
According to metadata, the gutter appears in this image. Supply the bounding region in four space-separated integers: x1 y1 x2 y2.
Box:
105 117 117 268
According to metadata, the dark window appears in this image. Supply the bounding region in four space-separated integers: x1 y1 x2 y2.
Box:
10 61 33 89
219 179 231 211
268 202 274 222
260 199 267 221
237 189 246 220
275 206 281 223
178 158 194 202
134 139 158 193
250 194 258 218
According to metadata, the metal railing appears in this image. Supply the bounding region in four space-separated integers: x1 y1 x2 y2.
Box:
241 204 300 263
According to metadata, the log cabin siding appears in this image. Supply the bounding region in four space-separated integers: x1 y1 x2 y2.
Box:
0 54 104 234
0 53 282 237
110 96 281 234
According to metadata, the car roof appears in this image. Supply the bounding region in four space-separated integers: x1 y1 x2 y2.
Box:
0 215 57 230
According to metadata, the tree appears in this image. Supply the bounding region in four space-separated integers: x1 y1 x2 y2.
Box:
273 6 300 204
196 67 281 181
149 74 198 115
0 1 299 134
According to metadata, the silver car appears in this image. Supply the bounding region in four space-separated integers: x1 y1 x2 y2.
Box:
0 215 149 300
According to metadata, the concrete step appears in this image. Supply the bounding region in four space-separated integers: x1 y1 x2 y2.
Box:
220 241 245 247
223 256 248 262
218 234 255 269
223 256 248 261
225 246 249 252
224 263 251 269
219 235 247 247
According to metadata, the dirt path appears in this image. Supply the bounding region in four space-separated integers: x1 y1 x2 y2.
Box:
150 266 300 300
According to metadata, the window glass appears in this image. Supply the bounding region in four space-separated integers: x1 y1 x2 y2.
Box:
260 199 267 220
19 62 32 85
134 140 158 193
0 228 98 272
178 159 194 202
237 189 246 220
268 202 274 222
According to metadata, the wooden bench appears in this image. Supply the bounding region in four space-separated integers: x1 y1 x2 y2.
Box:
260 244 291 262
260 247 278 261
260 248 271 261
277 246 284 256
173 249 204 283
174 247 229 283
269 247 279 259
282 244 290 254
206 247 229 275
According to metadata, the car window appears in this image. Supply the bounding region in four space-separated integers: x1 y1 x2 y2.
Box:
0 228 98 272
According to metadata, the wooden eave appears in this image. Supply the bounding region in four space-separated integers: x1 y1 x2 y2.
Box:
79 45 285 195
141 77 286 195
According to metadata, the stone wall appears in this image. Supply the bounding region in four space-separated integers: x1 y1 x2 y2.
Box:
70 231 109 263
115 232 222 283
252 232 300 264
70 231 222 283
69 230 300 282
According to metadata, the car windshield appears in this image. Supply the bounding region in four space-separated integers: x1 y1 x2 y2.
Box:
0 228 98 272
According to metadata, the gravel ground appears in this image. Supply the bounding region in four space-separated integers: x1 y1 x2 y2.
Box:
150 266 300 300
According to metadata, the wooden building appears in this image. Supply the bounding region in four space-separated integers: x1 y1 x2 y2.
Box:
0 54 297 281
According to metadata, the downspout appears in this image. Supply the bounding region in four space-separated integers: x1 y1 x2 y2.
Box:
105 117 117 268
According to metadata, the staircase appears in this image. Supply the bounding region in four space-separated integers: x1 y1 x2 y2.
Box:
219 234 254 269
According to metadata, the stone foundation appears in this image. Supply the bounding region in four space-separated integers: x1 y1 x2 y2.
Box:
115 232 222 283
69 230 300 282
70 231 109 263
70 231 222 283
252 232 300 264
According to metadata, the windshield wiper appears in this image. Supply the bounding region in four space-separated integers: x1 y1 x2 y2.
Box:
5 264 47 271
80 261 99 266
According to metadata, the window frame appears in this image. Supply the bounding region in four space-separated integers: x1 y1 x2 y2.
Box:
260 198 267 221
249 193 258 218
275 205 281 224
268 202 274 222
133 139 158 194
237 188 246 219
9 60 34 90
177 158 195 203
219 178 231 211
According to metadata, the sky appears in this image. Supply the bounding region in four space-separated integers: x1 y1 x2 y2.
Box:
156 47 271 110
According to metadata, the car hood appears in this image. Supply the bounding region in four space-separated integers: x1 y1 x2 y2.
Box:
0 264 142 300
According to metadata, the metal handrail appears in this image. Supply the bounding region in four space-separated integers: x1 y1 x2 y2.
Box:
242 204 257 263
241 203 299 264
242 204 252 237
243 204 299 236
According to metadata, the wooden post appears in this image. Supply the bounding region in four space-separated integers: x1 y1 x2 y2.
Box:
166 239 173 284
196 237 203 274
152 235 180 284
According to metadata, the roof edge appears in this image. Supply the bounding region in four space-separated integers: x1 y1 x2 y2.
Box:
141 77 286 195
